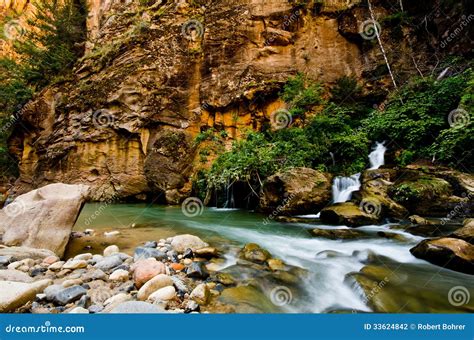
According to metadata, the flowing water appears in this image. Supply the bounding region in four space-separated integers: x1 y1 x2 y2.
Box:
368 142 387 170
332 174 361 203
69 204 474 313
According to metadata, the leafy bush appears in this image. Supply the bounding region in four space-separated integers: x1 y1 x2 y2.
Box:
280 73 324 120
389 184 421 205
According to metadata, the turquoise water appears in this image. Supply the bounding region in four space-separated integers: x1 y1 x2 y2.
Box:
70 203 474 313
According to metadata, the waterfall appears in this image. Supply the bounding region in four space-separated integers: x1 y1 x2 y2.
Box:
332 173 361 203
368 142 386 170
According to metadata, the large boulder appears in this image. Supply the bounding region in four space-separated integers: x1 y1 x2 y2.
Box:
259 167 333 215
0 183 90 257
170 234 208 253
410 238 474 275
0 279 51 312
0 246 56 260
320 202 380 227
449 219 474 245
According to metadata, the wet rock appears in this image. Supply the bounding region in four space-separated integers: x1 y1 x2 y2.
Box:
171 276 188 294
267 259 286 271
134 247 167 261
108 301 166 313
184 300 200 313
311 228 365 240
410 238 474 275
94 255 123 272
259 167 333 215
103 245 120 257
183 248 193 259
109 269 129 282
0 183 89 257
409 215 435 225
170 235 208 253
144 241 158 248
211 272 236 286
194 247 219 259
320 202 380 227
50 285 87 305
219 285 280 313
137 274 174 301
132 258 166 288
186 262 209 279
190 283 210 305
450 220 474 244
239 243 271 264
148 286 176 302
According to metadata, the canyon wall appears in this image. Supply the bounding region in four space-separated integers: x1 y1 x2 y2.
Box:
2 0 471 202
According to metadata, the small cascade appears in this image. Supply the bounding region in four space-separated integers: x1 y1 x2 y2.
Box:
368 142 386 170
223 181 235 209
332 173 361 203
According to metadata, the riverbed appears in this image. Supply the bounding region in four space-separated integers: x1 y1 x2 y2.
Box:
67 203 474 313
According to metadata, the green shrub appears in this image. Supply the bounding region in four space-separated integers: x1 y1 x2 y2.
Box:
389 184 421 205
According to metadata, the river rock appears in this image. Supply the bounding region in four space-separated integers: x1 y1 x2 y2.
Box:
267 258 286 271
410 238 474 275
83 269 108 282
185 300 200 313
74 253 93 261
450 220 474 244
170 235 209 253
63 260 88 270
0 279 51 312
94 255 123 272
42 255 60 265
50 285 88 305
132 258 166 288
137 274 174 301
148 286 176 302
109 269 129 282
103 245 120 257
134 247 167 261
0 269 33 282
69 307 89 314
48 261 65 271
194 247 219 259
183 248 193 259
144 241 158 248
108 301 166 313
190 283 210 305
212 272 236 286
0 255 12 267
311 228 365 240
320 202 379 227
104 293 132 307
239 243 271 264
0 183 89 257
259 167 333 215
0 246 56 260
185 262 209 279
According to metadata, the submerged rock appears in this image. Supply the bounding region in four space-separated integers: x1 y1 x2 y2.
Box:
410 238 474 275
311 228 365 240
259 167 332 215
0 183 89 257
239 243 271 264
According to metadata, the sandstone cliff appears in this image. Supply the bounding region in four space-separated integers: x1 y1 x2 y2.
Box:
3 0 472 202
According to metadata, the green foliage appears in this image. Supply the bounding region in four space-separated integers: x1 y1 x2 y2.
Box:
281 73 324 120
363 69 471 168
389 184 421 205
